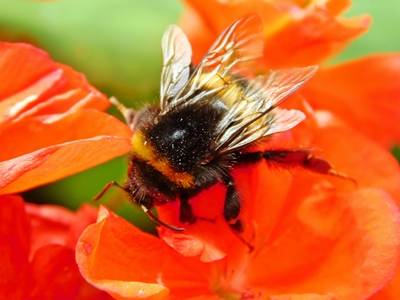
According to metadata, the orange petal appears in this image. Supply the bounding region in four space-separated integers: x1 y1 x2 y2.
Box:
0 42 133 193
53 63 109 111
246 111 400 298
279 105 400 201
0 68 61 123
0 109 132 194
0 108 132 161
257 113 400 297
307 113 400 298
369 270 400 299
158 227 227 263
0 43 109 123
0 42 55 103
309 110 400 201
9 64 109 121
261 7 371 68
181 1 370 67
302 54 400 148
325 0 352 15
0 195 30 298
76 206 214 299
248 187 400 299
181 0 282 64
270 294 338 300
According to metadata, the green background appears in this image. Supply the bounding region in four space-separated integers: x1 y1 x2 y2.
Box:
0 0 398 230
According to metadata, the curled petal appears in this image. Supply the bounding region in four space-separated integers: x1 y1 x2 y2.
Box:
181 0 370 66
262 7 371 68
0 43 55 104
0 43 109 123
0 43 133 193
158 227 227 263
76 206 214 299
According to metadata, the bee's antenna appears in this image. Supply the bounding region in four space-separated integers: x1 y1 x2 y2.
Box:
93 181 123 201
110 97 136 128
141 205 185 232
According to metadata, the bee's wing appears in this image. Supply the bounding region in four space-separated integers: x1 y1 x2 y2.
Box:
159 25 192 110
161 13 264 113
215 66 318 154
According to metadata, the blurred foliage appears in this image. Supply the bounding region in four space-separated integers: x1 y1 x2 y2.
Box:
1 0 399 230
330 1 400 64
393 146 400 162
0 0 183 106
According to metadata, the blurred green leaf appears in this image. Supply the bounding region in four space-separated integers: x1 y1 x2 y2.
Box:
0 0 183 105
392 146 400 161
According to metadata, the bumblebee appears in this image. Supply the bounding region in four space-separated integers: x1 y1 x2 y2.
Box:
96 14 342 232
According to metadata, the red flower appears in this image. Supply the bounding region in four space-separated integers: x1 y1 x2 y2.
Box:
0 42 133 195
76 107 400 299
73 3 400 298
2 2 398 298
179 0 400 148
0 42 132 298
0 194 112 299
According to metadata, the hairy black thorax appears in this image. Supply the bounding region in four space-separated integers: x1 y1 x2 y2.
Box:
144 101 226 172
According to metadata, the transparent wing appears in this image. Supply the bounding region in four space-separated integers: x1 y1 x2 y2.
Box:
161 13 264 114
214 66 318 154
159 24 192 110
158 15 317 156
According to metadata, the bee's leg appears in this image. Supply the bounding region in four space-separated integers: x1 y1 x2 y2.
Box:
222 175 255 251
222 175 243 233
179 194 198 224
92 180 124 201
141 205 185 232
236 150 353 181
